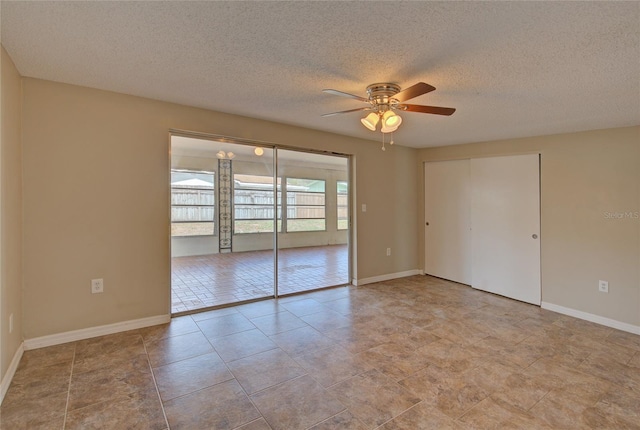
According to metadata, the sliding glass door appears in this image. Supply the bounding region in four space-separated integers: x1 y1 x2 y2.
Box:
170 135 350 314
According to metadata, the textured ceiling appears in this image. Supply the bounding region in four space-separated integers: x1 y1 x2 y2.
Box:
2 1 639 148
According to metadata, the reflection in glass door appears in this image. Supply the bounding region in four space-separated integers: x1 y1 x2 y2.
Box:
170 135 350 314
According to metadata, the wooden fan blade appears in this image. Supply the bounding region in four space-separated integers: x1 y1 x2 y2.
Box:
321 107 371 117
402 104 456 116
323 89 368 102
394 82 436 102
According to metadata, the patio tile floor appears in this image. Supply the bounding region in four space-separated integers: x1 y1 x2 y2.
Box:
172 244 349 313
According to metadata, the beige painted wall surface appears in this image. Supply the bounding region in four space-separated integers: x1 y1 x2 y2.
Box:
1 46 23 378
418 126 640 326
21 78 419 339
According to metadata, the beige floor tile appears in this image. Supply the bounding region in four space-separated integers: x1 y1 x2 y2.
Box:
308 410 367 430
0 390 67 430
281 298 331 317
145 331 213 367
15 342 75 371
578 353 640 393
320 296 356 316
73 342 148 374
163 379 260 430
417 338 483 373
294 344 370 387
190 306 239 322
355 341 430 381
300 309 353 333
398 364 457 401
196 312 256 339
591 387 640 427
153 351 233 401
328 369 420 428
64 389 167 430
529 390 598 430
251 375 345 430
236 300 283 319
250 311 308 336
378 402 464 430
208 328 278 362
459 397 552 430
269 326 335 357
139 315 200 343
553 315 614 339
324 324 388 354
524 357 611 401
3 361 72 406
227 348 307 394
606 329 640 352
74 331 144 361
490 372 553 412
67 357 156 411
235 418 273 430
581 405 640 430
304 286 350 303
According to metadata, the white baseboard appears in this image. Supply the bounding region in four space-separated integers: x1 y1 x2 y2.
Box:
1 341 24 405
541 302 640 335
354 269 423 287
23 314 171 351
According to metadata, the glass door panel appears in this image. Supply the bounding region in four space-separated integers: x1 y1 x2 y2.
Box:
276 149 350 295
170 135 275 313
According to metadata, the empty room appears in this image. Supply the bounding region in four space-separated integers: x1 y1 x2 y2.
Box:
1 1 639 429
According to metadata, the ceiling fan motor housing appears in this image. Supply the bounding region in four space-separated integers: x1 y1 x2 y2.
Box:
366 83 401 112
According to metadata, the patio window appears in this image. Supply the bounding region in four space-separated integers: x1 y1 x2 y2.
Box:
286 178 326 232
171 169 215 236
337 180 348 230
234 174 282 233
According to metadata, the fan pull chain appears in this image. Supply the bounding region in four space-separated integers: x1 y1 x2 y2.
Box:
381 132 386 151
390 132 395 145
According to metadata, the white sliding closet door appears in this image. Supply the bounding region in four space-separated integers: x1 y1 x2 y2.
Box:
424 160 472 285
470 154 541 305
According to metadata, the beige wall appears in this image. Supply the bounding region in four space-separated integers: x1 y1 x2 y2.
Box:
418 126 640 327
1 47 23 380
21 78 419 339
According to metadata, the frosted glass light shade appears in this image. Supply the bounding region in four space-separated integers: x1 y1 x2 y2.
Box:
381 123 399 133
382 110 402 128
361 112 379 131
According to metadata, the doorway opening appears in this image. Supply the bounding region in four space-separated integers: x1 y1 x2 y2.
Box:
170 134 351 314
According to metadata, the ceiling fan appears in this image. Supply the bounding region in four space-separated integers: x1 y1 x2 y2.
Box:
322 82 455 136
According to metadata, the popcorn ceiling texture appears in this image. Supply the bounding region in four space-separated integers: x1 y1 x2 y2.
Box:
2 1 638 147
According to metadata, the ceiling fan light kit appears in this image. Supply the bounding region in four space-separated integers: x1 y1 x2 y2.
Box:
322 81 455 150
216 150 235 159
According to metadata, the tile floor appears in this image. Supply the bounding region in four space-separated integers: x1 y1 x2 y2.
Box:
2 275 640 429
171 245 349 313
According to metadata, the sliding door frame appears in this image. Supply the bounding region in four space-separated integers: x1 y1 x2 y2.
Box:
169 129 352 314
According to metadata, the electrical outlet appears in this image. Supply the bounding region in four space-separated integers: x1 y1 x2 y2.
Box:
91 278 104 294
386 247 391 256
362 204 367 213
598 280 608 293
